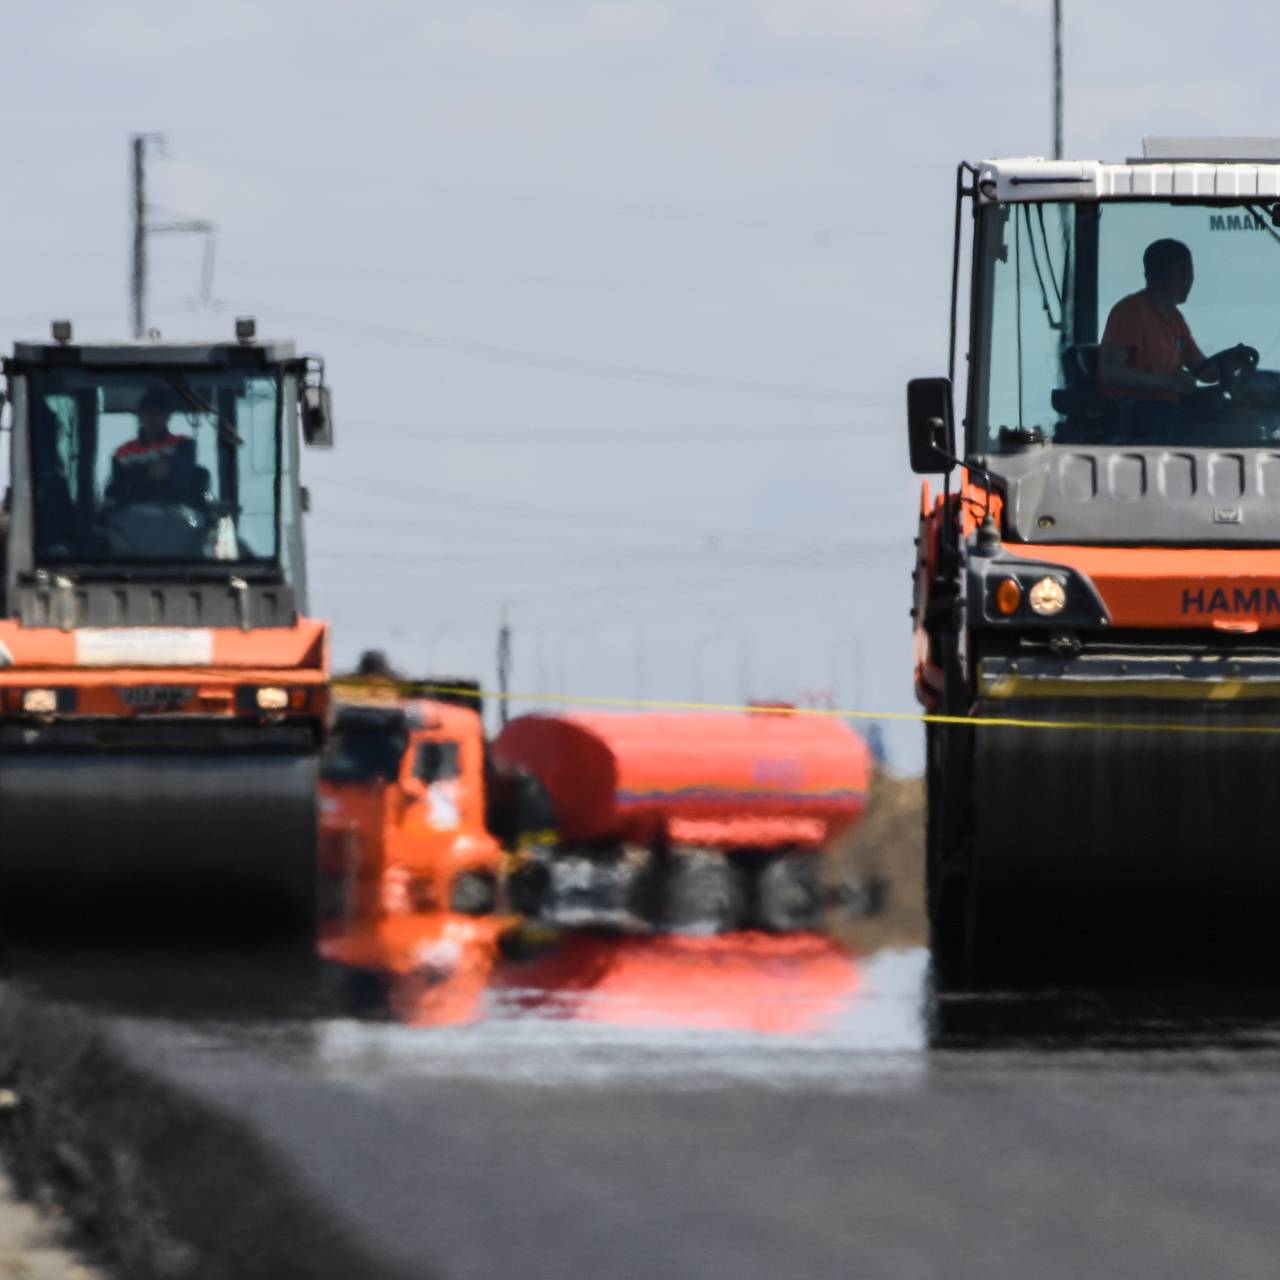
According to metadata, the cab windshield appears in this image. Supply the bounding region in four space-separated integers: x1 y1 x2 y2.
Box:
974 200 1280 452
28 367 280 564
321 720 408 784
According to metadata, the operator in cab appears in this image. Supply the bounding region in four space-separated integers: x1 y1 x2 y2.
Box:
106 387 197 506
1098 238 1205 409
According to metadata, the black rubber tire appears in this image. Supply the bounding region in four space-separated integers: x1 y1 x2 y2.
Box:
506 858 552 918
449 870 498 916
660 847 746 935
755 855 823 933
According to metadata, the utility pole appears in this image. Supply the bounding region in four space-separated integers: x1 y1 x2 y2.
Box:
131 135 154 339
1052 0 1064 159
497 607 512 728
129 133 217 338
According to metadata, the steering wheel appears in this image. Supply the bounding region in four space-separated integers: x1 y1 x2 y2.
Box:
1182 344 1260 415
1195 344 1260 388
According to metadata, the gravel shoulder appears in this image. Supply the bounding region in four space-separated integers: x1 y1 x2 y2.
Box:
0 984 418 1280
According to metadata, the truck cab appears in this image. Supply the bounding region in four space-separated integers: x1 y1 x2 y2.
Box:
318 698 505 927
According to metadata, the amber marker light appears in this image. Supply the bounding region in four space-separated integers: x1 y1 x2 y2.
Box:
995 577 1023 615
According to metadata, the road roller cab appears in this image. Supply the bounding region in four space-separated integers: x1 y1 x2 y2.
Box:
909 139 1280 982
0 319 334 935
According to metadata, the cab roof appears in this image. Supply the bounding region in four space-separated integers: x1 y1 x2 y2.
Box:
977 138 1280 204
8 339 297 367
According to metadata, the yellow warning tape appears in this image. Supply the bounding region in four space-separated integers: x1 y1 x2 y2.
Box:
330 678 1280 738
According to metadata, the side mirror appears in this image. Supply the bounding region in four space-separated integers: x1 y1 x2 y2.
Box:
301 385 334 448
907 377 957 474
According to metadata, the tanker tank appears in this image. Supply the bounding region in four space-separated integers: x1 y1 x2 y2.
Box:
493 709 871 934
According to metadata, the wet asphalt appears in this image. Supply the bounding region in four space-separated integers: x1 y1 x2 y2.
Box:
9 936 1280 1280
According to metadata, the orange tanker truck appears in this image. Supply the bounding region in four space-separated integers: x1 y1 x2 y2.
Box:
0 318 334 935
318 692 872 937
909 139 1280 983
494 707 871 933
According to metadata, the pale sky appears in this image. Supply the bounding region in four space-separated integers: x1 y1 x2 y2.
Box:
1 1 1272 766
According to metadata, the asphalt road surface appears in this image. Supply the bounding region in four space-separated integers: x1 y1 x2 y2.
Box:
10 935 1280 1280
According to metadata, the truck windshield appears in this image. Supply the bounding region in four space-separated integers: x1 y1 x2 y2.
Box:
321 720 408 784
27 367 280 565
974 200 1280 452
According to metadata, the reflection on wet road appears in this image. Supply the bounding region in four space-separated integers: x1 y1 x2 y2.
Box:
317 926 926 1090
19 916 1280 1077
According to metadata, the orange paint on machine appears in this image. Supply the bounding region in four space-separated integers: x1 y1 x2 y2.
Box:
1000 542 1280 629
318 694 506 937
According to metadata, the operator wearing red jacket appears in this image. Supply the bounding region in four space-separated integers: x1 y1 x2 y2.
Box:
1098 238 1206 403
107 387 197 505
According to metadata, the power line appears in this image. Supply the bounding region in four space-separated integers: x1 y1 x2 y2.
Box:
256 306 870 405
314 568 883 616
218 261 627 294
341 421 873 444
310 549 896 606
314 473 886 548
312 495 904 550
309 541 891 574
179 156 840 240
308 514 907 576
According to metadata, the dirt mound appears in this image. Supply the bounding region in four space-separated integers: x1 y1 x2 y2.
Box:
827 771 925 954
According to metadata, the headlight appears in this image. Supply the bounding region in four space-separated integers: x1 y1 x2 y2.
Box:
1029 576 1067 616
21 688 57 714
256 686 288 710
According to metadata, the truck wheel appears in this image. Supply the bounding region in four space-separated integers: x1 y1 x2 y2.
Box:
661 847 746 935
450 870 497 916
506 858 551 917
755 855 822 933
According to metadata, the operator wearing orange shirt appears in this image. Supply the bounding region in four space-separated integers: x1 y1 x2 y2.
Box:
1098 238 1205 402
